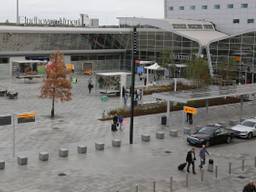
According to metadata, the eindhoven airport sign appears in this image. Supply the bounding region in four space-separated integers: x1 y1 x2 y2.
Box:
19 16 82 27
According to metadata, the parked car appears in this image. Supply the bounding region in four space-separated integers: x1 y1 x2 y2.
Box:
187 124 233 147
230 118 256 139
6 90 18 99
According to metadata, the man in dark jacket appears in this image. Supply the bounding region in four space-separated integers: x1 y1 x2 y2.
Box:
243 181 256 192
186 148 196 174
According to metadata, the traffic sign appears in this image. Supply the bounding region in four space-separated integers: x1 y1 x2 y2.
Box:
16 112 36 124
183 106 197 115
0 115 12 126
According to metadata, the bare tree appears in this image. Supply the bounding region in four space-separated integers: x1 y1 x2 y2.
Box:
40 51 72 118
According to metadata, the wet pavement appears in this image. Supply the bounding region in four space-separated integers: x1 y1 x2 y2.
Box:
0 76 256 192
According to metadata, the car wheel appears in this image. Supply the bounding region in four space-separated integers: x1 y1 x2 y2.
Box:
205 141 210 147
226 136 232 144
248 132 253 139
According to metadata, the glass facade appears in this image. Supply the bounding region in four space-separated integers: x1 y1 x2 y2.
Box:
0 28 200 72
137 29 199 64
209 31 256 82
0 33 131 51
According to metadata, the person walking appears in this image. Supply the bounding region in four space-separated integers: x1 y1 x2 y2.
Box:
199 145 209 168
186 148 196 174
123 92 128 106
243 181 256 192
111 114 118 132
118 115 124 131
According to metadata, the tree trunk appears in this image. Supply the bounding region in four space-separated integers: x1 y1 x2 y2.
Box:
51 94 55 118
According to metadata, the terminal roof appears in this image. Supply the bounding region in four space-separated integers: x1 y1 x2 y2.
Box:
117 17 229 46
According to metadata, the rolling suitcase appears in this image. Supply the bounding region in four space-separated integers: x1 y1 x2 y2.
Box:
111 124 117 132
178 162 187 171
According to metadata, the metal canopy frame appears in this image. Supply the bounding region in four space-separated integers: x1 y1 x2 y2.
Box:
153 84 256 126
153 84 256 104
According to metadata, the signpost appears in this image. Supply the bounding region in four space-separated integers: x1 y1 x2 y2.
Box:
183 106 197 115
16 112 36 124
0 112 37 157
0 115 12 126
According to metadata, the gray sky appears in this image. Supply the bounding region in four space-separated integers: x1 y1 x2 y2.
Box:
0 0 164 25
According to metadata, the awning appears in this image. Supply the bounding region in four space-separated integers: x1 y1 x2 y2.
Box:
144 63 165 70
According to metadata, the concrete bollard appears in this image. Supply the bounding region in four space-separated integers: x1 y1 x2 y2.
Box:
200 169 204 182
17 156 28 166
228 162 232 175
112 139 121 147
185 173 189 187
0 160 5 170
136 184 139 192
141 134 150 142
77 145 87 154
215 166 218 178
242 159 245 171
169 129 178 137
156 131 165 139
153 181 156 192
59 148 69 158
95 142 105 151
39 152 49 161
184 128 191 135
170 176 173 192
254 156 256 168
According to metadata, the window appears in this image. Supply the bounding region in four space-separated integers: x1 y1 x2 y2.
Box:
179 6 184 10
169 6 174 11
248 19 254 24
190 5 196 10
203 24 214 30
172 24 187 29
202 5 207 10
0 57 9 63
233 19 240 24
188 24 203 29
241 3 248 8
214 4 220 9
227 4 234 9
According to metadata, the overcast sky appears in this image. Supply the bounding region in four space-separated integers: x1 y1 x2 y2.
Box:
0 0 164 25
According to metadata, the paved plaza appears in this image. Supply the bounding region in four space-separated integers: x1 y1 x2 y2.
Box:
0 76 256 192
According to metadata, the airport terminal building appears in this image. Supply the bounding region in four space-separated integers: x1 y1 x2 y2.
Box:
0 0 256 83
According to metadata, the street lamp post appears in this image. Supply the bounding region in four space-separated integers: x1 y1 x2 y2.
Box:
16 0 20 24
129 27 137 144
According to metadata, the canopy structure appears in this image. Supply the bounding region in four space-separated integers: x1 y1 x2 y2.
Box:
153 83 256 126
144 63 165 86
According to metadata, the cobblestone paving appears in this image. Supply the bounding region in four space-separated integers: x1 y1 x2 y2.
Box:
0 76 256 192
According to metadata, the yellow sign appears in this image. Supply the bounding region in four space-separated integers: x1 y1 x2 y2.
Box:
183 106 197 115
16 112 36 118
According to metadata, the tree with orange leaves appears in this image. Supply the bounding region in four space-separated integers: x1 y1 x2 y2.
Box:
40 51 72 118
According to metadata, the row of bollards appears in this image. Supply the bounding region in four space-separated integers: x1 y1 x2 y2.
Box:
131 158 255 192
0 130 175 170
134 177 174 192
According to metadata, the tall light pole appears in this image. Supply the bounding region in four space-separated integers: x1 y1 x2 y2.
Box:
129 27 137 144
16 0 19 24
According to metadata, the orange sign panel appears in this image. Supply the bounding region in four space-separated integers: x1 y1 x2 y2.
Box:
183 106 197 115
16 112 36 118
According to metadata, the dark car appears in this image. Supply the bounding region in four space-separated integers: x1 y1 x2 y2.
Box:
187 124 233 147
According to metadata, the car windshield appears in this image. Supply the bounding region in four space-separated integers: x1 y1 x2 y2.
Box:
197 126 215 135
241 120 256 128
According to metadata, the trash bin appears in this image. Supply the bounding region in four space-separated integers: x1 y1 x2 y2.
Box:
208 159 214 172
161 115 167 125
